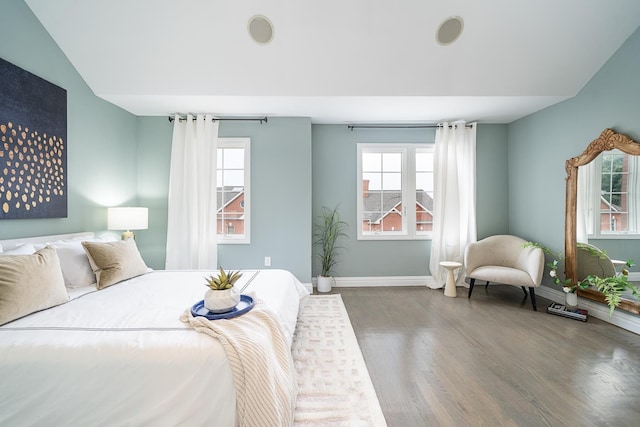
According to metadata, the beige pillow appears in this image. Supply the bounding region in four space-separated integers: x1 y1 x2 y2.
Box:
0 246 69 326
82 238 148 290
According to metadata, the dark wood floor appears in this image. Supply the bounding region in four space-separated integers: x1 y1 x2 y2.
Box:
335 285 640 427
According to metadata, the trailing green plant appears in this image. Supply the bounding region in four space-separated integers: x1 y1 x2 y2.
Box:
582 263 638 316
525 241 638 316
204 267 243 290
313 205 348 277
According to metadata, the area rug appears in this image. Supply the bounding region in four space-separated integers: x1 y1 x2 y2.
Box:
292 294 387 426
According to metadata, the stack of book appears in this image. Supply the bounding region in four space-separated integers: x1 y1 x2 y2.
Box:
546 303 588 322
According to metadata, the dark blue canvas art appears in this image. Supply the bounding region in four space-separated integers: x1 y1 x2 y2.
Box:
0 58 67 219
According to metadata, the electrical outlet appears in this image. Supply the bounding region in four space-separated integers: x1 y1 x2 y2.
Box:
264 256 271 267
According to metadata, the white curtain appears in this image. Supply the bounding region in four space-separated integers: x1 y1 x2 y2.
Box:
628 155 640 233
428 122 477 288
165 114 219 269
576 159 598 243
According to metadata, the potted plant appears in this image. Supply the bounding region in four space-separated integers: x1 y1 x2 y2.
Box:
203 267 243 313
525 242 638 315
313 205 348 293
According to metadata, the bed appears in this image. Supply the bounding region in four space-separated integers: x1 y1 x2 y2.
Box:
0 232 309 426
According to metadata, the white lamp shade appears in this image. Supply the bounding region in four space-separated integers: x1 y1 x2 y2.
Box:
107 207 148 231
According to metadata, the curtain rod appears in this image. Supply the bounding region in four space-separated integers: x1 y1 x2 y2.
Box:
168 115 268 124
347 123 473 131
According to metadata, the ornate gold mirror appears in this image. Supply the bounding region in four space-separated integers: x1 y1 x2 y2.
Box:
565 128 640 314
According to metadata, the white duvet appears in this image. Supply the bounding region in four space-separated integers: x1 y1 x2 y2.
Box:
0 269 309 427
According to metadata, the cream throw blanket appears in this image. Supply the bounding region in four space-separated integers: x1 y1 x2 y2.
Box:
181 300 297 427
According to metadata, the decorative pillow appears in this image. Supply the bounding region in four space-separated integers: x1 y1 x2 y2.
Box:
0 246 69 326
82 238 149 290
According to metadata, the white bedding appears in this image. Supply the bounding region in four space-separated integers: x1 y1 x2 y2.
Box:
0 268 309 426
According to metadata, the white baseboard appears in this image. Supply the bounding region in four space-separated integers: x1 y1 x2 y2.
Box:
535 286 640 335
311 276 433 288
309 276 639 336
302 282 313 294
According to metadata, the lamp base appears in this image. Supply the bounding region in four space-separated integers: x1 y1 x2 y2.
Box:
121 230 135 240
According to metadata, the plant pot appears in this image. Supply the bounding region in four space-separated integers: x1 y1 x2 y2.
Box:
317 275 332 293
565 291 578 309
204 287 241 313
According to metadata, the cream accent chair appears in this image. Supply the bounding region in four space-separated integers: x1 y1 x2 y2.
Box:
576 243 616 281
464 235 545 310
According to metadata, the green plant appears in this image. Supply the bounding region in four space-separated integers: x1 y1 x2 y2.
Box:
582 263 638 316
525 242 639 316
313 205 348 277
204 267 243 290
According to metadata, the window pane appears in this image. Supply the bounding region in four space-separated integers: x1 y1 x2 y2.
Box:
382 172 401 190
363 172 381 190
223 170 244 187
416 172 433 192
416 152 433 172
362 152 381 172
222 148 244 169
382 153 401 172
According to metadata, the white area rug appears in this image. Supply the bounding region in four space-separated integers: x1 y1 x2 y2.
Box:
292 294 387 426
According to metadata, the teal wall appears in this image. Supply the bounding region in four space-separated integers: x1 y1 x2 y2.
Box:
135 117 172 268
0 1 138 240
311 124 509 277
508 27 640 277
136 117 313 282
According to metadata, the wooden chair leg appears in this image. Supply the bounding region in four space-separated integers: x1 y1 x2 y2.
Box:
521 286 528 296
528 287 537 311
468 278 475 298
485 281 490 290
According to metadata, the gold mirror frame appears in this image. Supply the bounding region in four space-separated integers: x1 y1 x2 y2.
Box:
565 128 640 314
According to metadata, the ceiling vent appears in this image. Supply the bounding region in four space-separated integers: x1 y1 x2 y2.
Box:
248 15 274 45
436 16 464 46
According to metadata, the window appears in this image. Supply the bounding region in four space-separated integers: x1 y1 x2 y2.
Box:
600 151 628 233
357 143 434 240
586 149 640 237
217 138 250 243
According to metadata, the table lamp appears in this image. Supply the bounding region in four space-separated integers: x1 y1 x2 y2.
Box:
107 207 148 240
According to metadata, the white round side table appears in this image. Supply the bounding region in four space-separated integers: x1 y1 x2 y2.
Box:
440 261 462 298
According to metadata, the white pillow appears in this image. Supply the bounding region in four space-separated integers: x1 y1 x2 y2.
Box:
0 244 36 255
45 240 97 288
45 235 118 288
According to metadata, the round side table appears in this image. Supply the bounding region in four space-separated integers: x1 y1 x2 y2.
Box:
440 261 462 298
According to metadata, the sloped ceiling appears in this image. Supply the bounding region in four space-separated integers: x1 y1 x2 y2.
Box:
25 0 640 124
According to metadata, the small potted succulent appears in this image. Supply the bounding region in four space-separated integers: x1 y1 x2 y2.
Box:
203 267 243 313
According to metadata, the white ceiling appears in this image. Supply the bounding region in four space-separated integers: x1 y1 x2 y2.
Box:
25 0 640 124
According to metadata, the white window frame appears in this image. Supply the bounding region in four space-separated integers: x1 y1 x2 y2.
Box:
217 137 250 244
588 150 639 239
357 143 434 241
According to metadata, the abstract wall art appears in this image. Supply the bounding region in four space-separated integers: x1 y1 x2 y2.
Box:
0 58 67 219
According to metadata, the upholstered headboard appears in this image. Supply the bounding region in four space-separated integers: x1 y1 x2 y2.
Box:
0 232 95 252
